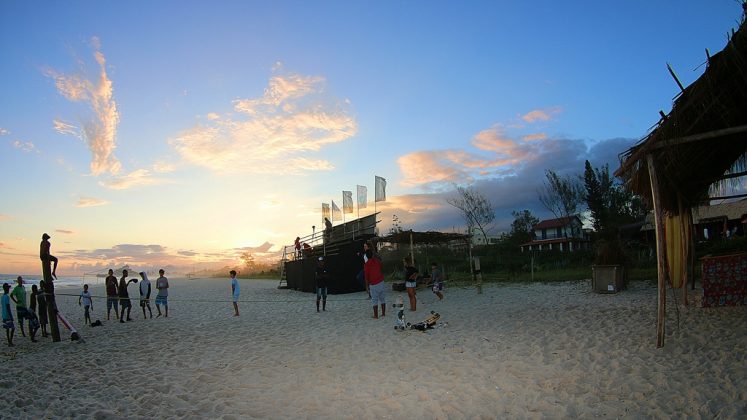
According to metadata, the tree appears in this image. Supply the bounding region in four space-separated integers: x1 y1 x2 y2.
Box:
538 170 583 236
388 214 404 235
446 185 495 244
509 209 539 245
583 160 647 239
240 251 256 272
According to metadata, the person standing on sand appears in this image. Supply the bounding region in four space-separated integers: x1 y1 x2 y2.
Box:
29 284 39 321
430 262 444 301
118 270 137 323
37 280 48 337
40 233 58 279
78 284 93 326
11 277 37 342
2 283 15 347
138 272 153 319
315 257 329 312
364 250 386 319
403 258 418 311
230 270 240 316
105 269 119 321
155 269 169 318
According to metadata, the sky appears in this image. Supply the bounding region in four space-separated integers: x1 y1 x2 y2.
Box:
0 1 743 275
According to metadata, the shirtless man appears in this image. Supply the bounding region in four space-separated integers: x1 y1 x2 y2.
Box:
40 233 58 279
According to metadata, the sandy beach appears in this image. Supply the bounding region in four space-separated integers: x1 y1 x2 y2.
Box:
1 278 745 419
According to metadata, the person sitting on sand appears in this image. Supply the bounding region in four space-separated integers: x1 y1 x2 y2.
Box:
118 270 137 323
105 269 119 321
2 283 15 347
139 272 153 319
78 284 93 326
40 233 58 279
364 250 386 319
403 258 418 311
155 269 169 318
230 270 240 316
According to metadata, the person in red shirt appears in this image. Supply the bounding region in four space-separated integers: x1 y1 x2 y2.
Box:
364 250 386 319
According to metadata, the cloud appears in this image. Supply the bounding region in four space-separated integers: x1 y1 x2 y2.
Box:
55 229 74 234
12 140 38 153
53 119 81 138
390 135 637 234
522 133 547 141
152 160 176 173
45 37 121 176
170 71 357 174
76 197 108 208
98 169 169 190
521 107 562 123
0 214 9 221
0 128 9 136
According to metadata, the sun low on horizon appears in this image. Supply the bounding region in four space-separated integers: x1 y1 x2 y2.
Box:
0 1 742 275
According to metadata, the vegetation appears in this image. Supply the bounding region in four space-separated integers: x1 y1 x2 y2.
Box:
446 185 495 244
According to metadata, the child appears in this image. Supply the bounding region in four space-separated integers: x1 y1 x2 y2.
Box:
430 262 444 301
230 270 240 316
392 296 406 331
2 283 14 346
78 284 93 325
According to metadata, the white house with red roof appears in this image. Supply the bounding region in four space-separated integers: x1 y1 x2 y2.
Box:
520 215 589 252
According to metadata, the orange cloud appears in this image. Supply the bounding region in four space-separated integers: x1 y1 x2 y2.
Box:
98 169 169 190
522 133 548 141
521 107 561 123
171 72 357 174
45 37 121 176
76 197 108 208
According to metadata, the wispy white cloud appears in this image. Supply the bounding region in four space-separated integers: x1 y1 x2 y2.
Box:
12 140 39 153
76 197 108 208
171 70 357 174
55 229 74 234
521 107 562 123
0 128 9 136
98 169 170 190
53 119 81 138
45 37 121 176
152 160 176 173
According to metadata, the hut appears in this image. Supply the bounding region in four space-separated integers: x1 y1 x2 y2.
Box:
616 6 747 347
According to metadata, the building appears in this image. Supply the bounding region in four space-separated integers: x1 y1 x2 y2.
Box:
470 227 501 246
520 215 589 252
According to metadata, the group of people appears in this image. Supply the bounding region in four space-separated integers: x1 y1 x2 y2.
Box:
2 276 49 347
314 241 445 320
103 268 170 324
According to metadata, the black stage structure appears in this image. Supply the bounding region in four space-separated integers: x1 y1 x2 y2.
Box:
283 213 379 294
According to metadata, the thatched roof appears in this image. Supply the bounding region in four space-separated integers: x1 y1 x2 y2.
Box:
616 9 747 214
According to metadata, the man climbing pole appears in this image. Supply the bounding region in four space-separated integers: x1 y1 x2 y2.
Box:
40 233 61 342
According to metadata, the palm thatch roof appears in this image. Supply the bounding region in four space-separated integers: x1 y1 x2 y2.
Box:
616 8 747 214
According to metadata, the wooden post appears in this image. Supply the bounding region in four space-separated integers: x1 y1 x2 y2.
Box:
678 196 688 306
647 154 667 348
474 256 483 294
41 260 61 342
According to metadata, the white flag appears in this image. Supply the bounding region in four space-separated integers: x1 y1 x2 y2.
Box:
357 185 367 209
322 203 330 225
375 176 387 202
342 191 353 214
331 200 342 221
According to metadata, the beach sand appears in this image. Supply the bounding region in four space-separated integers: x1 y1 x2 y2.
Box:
1 278 745 419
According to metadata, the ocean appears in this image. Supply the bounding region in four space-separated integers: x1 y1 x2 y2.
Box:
0 274 103 289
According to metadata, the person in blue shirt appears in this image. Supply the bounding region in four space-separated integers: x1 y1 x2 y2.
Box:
230 270 240 317
2 283 15 347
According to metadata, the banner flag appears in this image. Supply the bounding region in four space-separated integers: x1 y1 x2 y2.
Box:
342 191 353 213
357 185 367 209
375 176 387 202
331 200 342 221
322 203 330 224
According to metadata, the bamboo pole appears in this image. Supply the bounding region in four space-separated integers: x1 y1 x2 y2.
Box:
41 259 61 342
647 154 667 348
678 196 688 306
